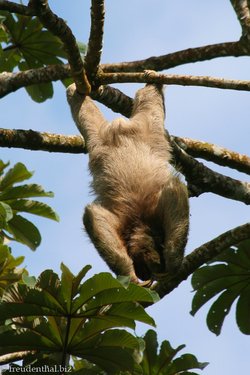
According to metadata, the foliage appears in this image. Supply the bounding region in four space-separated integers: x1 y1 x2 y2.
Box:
0 160 59 250
139 330 208 375
191 240 250 335
0 11 85 102
0 244 25 297
0 264 159 374
69 330 208 375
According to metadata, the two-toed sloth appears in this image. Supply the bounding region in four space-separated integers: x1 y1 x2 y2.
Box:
67 83 189 284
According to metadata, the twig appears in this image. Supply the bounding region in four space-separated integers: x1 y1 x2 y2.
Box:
172 140 250 205
84 0 105 82
155 222 250 297
100 71 250 92
28 0 91 94
173 136 250 175
102 41 247 72
0 0 35 16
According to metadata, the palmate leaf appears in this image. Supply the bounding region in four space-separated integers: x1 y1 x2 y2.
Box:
140 330 208 375
191 240 250 335
0 266 157 373
0 12 66 67
72 330 141 374
0 12 86 102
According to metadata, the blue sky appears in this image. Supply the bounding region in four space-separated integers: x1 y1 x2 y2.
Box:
1 1 250 374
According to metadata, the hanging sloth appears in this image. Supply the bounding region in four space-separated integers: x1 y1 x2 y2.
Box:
67 83 189 284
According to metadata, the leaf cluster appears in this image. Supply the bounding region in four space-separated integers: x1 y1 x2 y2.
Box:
0 11 86 101
0 160 59 251
191 240 250 335
0 262 207 375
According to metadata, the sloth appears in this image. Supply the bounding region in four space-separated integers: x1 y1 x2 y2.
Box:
67 83 189 284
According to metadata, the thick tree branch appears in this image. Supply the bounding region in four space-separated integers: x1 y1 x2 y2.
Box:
0 0 35 16
99 71 250 92
102 42 248 72
0 128 86 153
173 136 250 175
84 0 105 82
172 141 250 205
154 222 250 298
28 0 91 94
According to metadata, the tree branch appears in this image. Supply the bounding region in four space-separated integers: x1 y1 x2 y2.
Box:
172 141 250 205
28 0 91 94
0 65 71 98
0 128 86 153
0 67 133 117
99 71 250 92
102 41 248 72
173 136 250 175
230 0 250 38
84 0 105 82
154 222 250 298
92 85 133 117
0 0 35 16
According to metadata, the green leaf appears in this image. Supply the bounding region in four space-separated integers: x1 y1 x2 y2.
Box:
7 214 41 250
0 201 13 226
0 162 33 190
140 330 158 372
0 184 54 200
22 274 37 288
60 263 74 311
0 160 9 176
236 284 250 334
0 267 159 374
191 240 250 335
7 199 59 221
140 330 208 375
0 329 60 356
168 354 208 374
71 330 140 374
73 273 158 313
0 244 25 296
25 81 54 103
72 264 92 296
